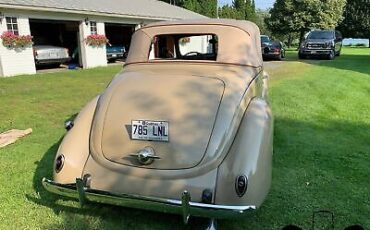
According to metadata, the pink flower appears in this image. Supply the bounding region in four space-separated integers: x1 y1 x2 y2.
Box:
85 34 108 46
1 31 33 48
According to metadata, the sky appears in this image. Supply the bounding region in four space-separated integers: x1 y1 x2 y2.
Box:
219 0 275 10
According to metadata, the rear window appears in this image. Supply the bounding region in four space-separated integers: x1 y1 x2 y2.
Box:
149 34 218 61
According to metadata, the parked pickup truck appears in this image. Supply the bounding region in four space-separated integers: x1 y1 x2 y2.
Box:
299 30 343 60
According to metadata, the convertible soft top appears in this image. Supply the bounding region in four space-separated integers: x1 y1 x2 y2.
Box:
126 19 262 67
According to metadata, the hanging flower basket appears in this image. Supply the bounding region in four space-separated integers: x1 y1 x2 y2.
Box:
85 34 109 46
0 31 33 48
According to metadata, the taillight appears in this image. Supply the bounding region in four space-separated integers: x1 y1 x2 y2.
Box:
235 175 248 197
33 48 37 57
55 154 65 173
273 48 280 52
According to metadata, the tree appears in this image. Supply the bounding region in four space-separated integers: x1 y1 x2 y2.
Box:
232 0 257 21
159 0 256 20
337 0 370 48
245 0 256 21
159 0 185 6
199 0 217 18
233 0 246 19
251 0 256 12
265 0 346 45
254 9 272 35
159 0 216 18
219 4 239 19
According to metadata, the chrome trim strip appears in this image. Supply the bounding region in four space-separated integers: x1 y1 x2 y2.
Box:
42 178 255 219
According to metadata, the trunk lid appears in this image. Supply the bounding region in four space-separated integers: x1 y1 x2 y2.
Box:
90 72 225 169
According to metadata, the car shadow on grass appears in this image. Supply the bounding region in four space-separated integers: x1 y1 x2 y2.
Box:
316 54 370 76
283 49 370 76
27 118 369 229
27 131 210 229
219 117 370 229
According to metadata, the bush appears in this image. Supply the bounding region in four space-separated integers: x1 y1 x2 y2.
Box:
355 43 367 47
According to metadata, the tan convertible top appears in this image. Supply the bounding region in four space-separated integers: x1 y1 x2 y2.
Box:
126 19 262 67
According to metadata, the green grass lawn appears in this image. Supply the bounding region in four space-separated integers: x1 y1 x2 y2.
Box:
0 48 369 229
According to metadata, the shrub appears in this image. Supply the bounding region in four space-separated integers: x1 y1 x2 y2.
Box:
355 43 366 47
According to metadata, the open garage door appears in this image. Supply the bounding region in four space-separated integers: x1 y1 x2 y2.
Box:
105 23 135 63
30 19 80 70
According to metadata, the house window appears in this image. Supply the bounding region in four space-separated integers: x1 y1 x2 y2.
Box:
6 17 19 35
90 21 97 35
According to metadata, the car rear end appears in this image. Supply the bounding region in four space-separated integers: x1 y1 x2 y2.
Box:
262 45 283 59
261 36 283 60
106 45 125 61
41 20 273 223
44 63 272 221
33 45 71 65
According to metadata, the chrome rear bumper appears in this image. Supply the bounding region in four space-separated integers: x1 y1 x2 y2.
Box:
42 178 255 222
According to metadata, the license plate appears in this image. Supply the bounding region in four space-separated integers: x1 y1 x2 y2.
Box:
311 51 317 54
112 54 117 57
131 120 169 142
48 53 58 59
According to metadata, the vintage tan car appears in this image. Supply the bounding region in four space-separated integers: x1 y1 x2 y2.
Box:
42 19 273 228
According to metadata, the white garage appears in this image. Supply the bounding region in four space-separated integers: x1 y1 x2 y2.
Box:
0 0 206 77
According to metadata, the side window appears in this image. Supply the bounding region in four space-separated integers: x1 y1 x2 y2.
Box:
6 17 19 35
90 21 97 35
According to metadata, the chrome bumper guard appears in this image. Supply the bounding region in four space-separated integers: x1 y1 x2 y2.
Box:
42 178 255 223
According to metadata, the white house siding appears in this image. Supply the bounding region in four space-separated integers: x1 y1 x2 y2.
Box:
79 21 107 69
0 10 145 77
0 14 36 77
0 0 205 77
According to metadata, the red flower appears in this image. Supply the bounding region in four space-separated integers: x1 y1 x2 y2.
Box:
85 34 109 46
1 31 33 48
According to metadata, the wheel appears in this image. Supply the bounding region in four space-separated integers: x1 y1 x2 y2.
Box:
298 52 306 59
276 50 284 61
335 49 341 56
281 49 286 58
327 50 335 60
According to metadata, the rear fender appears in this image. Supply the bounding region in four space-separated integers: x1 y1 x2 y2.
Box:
215 98 273 207
53 96 99 184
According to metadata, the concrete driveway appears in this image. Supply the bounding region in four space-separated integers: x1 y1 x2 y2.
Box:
263 61 284 72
